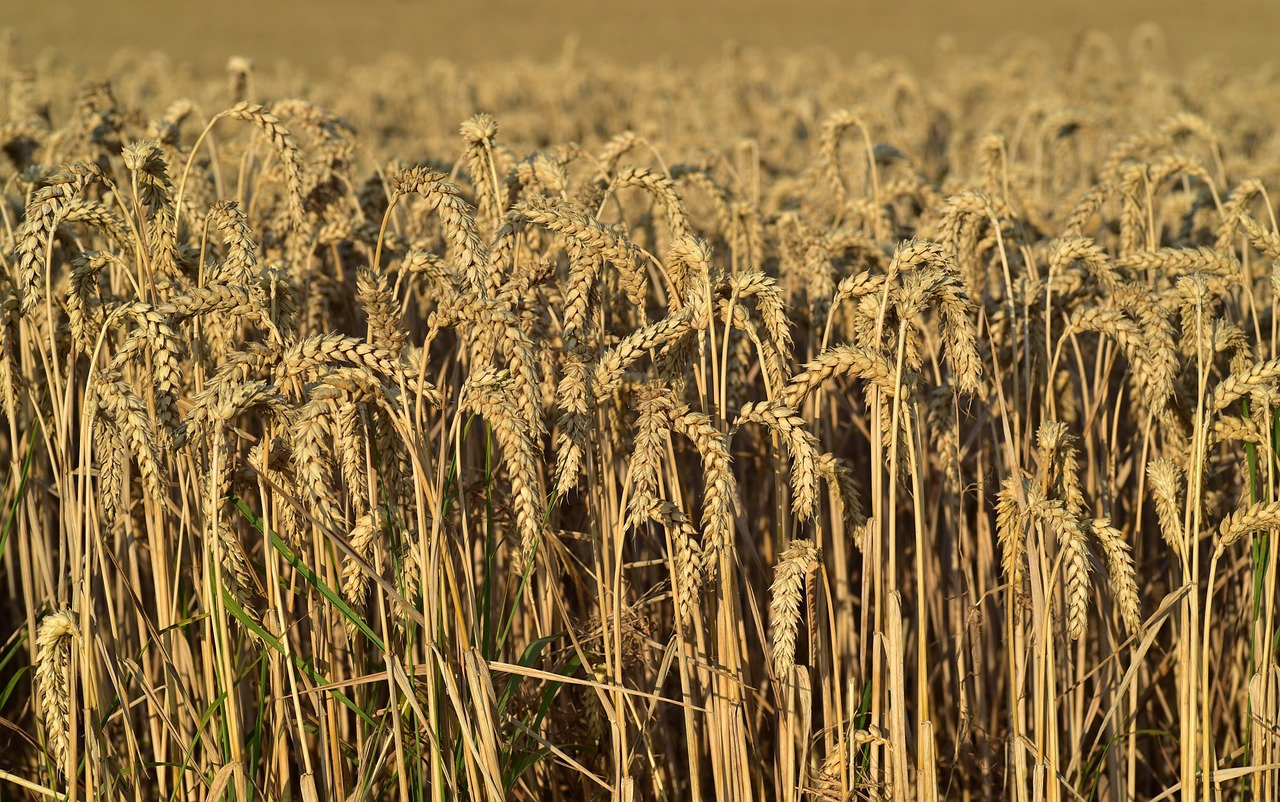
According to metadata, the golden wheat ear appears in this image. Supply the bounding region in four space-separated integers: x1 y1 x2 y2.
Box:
35 611 79 779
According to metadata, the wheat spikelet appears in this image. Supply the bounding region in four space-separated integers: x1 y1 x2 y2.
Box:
613 165 690 241
1115 247 1238 279
462 369 545 566
226 56 254 102
108 301 184 441
726 270 793 356
1108 282 1180 414
430 294 541 442
35 610 79 778
669 405 737 575
624 383 677 529
1159 111 1221 153
1209 357 1280 413
15 161 109 313
552 348 591 497
391 165 488 296
1064 304 1176 413
1117 164 1149 255
1237 212 1280 260
221 102 307 236
460 113 503 238
95 370 166 506
161 283 275 336
59 197 130 246
205 200 258 285
718 299 789 398
274 333 409 387
1146 152 1216 197
830 269 888 325
976 133 1007 197
769 538 820 677
1214 179 1266 251
596 129 643 174
289 386 347 532
337 397 370 512
1050 237 1120 290
1217 500 1280 552
150 98 201 146
648 499 703 623
935 191 1004 291
1147 459 1186 556
817 452 867 536
591 304 699 405
820 108 873 209
66 250 114 353
1061 181 1110 237
121 139 180 282
505 151 570 205
92 405 125 522
1209 415 1267 446
842 196 893 238
213 518 258 623
559 246 604 350
1037 421 1085 515
1175 274 1220 361
780 343 897 411
342 506 392 631
1026 487 1092 640
996 475 1029 595
357 266 406 357
931 271 984 396
671 165 733 241
189 380 297 459
735 401 822 522
1087 518 1142 634
507 196 648 306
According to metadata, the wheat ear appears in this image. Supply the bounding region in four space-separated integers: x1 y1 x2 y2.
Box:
770 538 820 677
35 610 79 778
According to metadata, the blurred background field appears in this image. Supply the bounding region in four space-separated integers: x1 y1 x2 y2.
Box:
5 0 1280 76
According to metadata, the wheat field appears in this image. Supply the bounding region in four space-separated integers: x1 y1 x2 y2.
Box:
0 22 1279 802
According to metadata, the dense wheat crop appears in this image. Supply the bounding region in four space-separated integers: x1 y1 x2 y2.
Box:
0 26 1278 802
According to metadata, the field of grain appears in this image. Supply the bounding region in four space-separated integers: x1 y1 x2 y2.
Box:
1 18 1279 802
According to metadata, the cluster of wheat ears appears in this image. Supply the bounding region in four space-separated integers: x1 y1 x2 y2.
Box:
0 29 1278 802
